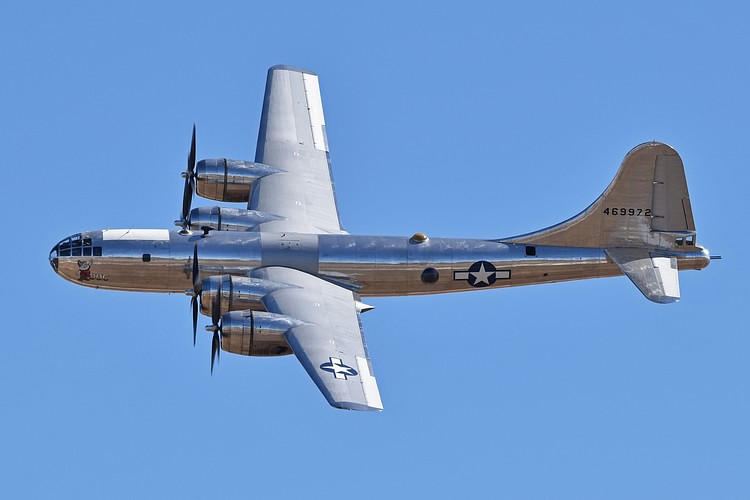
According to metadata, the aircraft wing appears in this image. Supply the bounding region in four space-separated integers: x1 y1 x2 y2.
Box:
250 266 383 411
251 65 346 234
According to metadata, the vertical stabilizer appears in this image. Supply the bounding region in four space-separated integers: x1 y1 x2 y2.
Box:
506 142 697 249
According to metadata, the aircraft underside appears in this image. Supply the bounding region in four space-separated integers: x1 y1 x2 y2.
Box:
49 65 712 411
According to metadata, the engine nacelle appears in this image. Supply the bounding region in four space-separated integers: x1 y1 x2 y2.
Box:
195 159 283 202
188 206 283 232
200 275 289 318
220 310 302 356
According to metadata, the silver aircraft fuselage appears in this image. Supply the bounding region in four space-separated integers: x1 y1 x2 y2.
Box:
49 229 710 297
46 65 714 411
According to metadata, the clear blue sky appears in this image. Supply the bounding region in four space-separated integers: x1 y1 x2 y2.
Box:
2 1 747 498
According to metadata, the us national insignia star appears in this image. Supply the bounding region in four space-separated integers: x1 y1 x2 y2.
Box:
453 260 511 287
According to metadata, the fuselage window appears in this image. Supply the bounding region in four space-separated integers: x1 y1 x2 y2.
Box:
676 236 696 247
93 247 102 256
525 246 537 257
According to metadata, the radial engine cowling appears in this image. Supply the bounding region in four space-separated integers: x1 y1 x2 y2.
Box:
195 159 283 202
200 275 289 317
188 206 283 232
220 310 302 356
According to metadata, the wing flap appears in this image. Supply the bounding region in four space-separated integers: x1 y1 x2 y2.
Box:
251 266 383 411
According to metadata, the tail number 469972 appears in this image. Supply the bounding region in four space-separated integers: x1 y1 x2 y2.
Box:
603 208 652 216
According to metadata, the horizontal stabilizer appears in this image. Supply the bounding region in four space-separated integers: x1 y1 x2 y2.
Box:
607 248 680 303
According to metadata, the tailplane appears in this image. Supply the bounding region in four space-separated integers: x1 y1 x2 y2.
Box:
505 142 707 303
605 248 681 303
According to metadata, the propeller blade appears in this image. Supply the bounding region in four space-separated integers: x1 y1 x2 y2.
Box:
211 330 220 374
209 279 222 374
180 176 193 226
211 281 221 327
191 295 198 346
188 123 196 173
180 124 197 227
192 243 200 292
190 243 201 346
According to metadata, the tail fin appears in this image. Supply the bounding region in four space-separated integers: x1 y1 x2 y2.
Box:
506 142 706 303
507 142 696 249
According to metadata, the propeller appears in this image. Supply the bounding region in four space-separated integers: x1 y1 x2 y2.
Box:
188 242 222 373
177 124 197 231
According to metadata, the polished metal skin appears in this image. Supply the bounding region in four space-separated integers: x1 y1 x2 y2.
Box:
49 230 709 296
48 65 712 411
194 159 283 202
188 206 283 232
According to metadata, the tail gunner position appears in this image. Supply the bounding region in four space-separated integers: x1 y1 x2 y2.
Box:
49 66 713 411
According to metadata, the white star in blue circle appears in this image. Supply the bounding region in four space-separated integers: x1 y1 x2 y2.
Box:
468 260 497 287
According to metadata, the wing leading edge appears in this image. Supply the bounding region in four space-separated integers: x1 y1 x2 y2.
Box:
251 266 383 411
251 65 346 234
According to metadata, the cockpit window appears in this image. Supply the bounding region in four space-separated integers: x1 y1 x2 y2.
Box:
54 234 102 257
